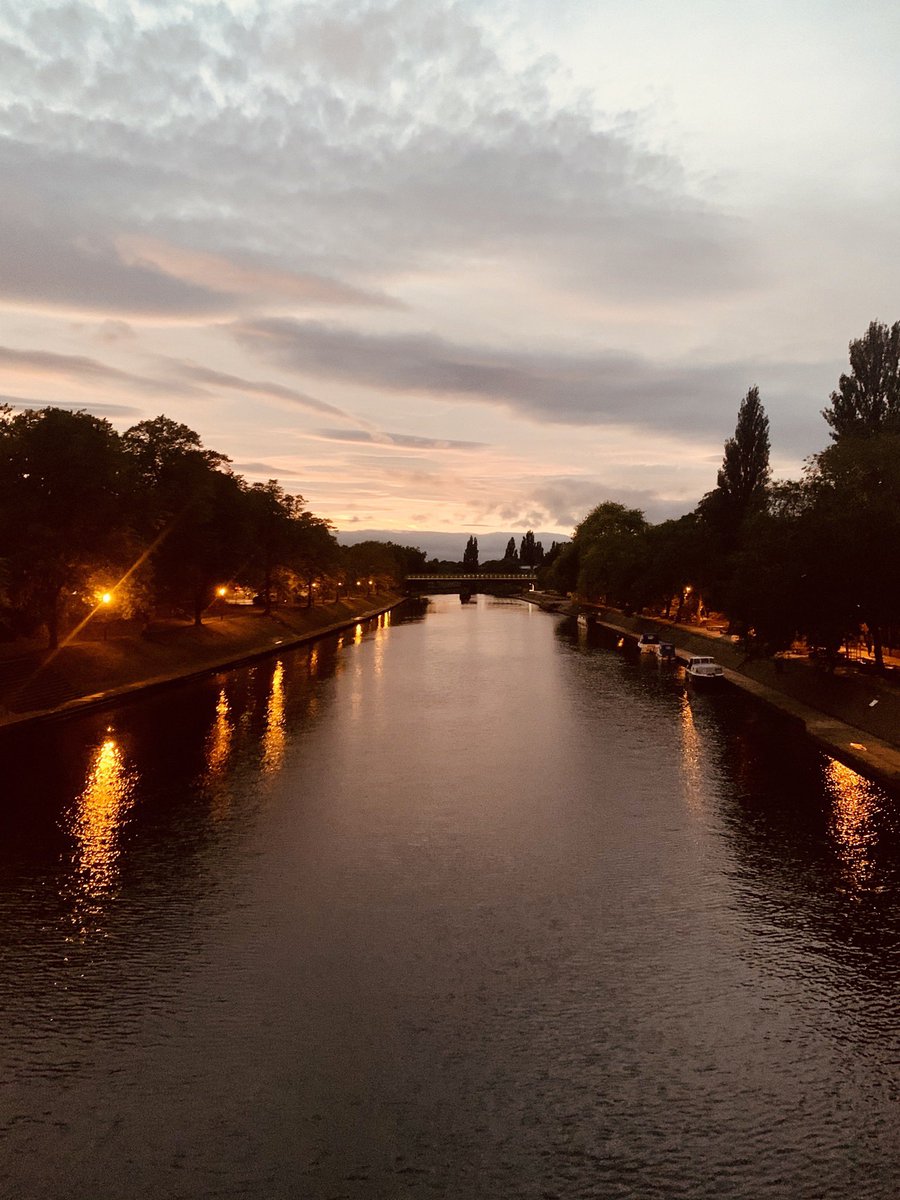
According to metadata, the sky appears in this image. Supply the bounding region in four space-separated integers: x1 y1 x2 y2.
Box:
2 0 899 557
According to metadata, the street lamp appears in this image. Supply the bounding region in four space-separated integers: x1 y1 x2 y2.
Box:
98 590 112 639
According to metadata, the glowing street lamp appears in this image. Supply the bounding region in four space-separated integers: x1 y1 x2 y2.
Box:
97 590 113 639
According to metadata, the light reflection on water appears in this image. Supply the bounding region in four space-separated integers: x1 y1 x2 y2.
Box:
205 686 232 778
261 659 286 773
67 731 137 926
824 756 883 891
678 694 707 815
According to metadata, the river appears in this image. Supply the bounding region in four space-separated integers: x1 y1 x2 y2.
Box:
1 595 898 1199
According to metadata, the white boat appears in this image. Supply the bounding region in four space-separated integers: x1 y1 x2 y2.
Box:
652 640 676 662
637 633 660 652
685 655 725 682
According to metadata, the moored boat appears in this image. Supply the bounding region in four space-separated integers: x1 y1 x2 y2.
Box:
685 655 725 683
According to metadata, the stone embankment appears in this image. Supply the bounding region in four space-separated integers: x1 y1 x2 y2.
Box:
524 593 900 788
0 594 404 732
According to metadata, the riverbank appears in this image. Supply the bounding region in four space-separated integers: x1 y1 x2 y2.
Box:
0 593 404 731
524 592 900 789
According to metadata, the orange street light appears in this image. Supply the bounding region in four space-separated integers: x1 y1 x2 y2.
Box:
217 586 227 598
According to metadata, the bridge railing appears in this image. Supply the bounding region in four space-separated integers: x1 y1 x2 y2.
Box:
405 573 537 582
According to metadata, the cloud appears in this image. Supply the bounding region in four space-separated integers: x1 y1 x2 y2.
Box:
117 237 401 310
160 360 355 421
0 344 204 398
233 317 831 446
0 0 752 321
229 461 286 475
526 477 685 528
313 428 486 450
0 169 233 318
0 393 142 418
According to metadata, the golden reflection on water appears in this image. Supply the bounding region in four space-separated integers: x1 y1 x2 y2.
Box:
678 697 706 814
262 660 286 773
308 645 319 676
354 622 363 645
824 757 881 890
70 732 137 918
206 687 233 777
372 625 386 677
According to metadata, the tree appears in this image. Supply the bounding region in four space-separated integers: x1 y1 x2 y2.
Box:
823 320 900 439
342 540 425 592
703 386 770 530
519 530 543 567
694 387 771 613
726 482 816 653
0 407 128 648
292 512 339 606
569 502 648 605
121 416 241 625
503 537 518 563
636 515 707 619
463 536 479 569
804 433 900 670
243 481 302 613
537 541 574 592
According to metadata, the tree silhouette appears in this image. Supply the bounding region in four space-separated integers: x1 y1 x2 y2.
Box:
714 386 770 520
519 530 543 566
824 320 900 439
0 407 127 647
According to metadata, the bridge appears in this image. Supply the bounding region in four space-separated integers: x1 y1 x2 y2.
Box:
405 573 537 583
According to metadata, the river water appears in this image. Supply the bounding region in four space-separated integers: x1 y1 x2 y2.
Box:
1 595 898 1199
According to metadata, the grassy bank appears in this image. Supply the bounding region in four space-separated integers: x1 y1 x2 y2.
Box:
0 594 404 727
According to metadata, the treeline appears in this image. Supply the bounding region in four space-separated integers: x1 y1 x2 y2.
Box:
538 320 900 670
431 531 553 573
0 409 425 648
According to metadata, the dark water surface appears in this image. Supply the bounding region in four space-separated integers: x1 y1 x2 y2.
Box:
1 596 898 1199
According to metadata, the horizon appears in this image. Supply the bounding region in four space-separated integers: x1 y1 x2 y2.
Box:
336 528 570 562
